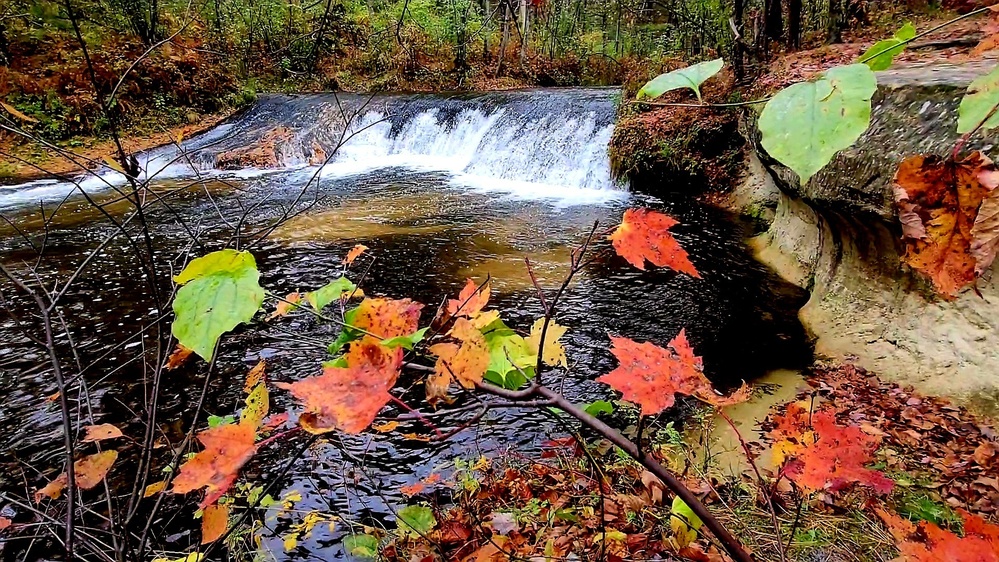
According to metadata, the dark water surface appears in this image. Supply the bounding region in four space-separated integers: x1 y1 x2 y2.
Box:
0 90 809 559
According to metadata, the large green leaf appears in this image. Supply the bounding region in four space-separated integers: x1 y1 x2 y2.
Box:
859 22 915 71
758 64 877 184
637 58 724 101
482 323 535 390
396 505 436 537
343 534 379 558
172 250 264 360
306 277 357 311
958 65 999 134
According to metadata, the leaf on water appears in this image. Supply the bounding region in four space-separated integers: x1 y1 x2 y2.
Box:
429 318 491 389
343 534 379 558
596 330 745 416
268 292 301 319
344 244 368 265
82 423 123 443
637 58 724 101
400 482 425 496
526 318 568 368
859 22 916 71
381 327 429 350
166 344 194 370
171 423 257 508
878 508 999 561
35 450 118 502
608 208 699 276
144 480 167 498
0 101 38 123
396 505 436 537
759 64 877 184
172 250 264 361
445 279 490 320
893 151 999 295
770 403 893 495
200 503 229 545
305 277 361 311
240 383 269 430
244 361 266 393
277 342 401 434
959 64 999 134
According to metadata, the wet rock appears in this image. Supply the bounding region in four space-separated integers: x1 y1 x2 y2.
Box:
732 62 999 414
215 126 297 169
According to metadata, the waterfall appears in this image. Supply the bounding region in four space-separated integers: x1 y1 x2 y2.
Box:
0 89 625 209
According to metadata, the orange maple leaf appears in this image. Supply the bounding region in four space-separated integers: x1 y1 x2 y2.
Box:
34 450 118 502
166 344 194 370
596 330 742 416
343 244 369 266
878 508 999 562
171 423 257 508
445 279 490 320
770 405 893 495
352 297 423 341
429 318 490 389
268 292 301 319
278 342 401 434
608 208 700 277
400 482 425 496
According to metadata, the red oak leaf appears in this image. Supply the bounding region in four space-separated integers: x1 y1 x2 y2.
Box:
878 508 999 561
608 208 700 277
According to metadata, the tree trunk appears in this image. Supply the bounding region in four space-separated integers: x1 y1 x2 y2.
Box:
519 0 528 66
827 0 843 44
0 23 10 66
764 0 782 42
733 0 744 80
787 0 801 48
482 0 490 62
497 1 510 76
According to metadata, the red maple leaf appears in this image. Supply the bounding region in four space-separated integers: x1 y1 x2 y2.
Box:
277 342 401 434
171 423 257 508
608 208 700 277
771 406 893 495
879 508 999 562
596 330 745 416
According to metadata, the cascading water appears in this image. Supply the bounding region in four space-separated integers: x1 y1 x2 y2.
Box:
0 89 625 209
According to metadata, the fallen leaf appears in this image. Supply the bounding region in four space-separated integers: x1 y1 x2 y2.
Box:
1 101 38 123
171 423 257 508
400 482 425 496
144 480 167 498
82 423 124 443
244 361 266 393
35 450 118 502
201 503 229 544
608 208 700 276
878 508 999 561
166 344 194 370
0 516 11 530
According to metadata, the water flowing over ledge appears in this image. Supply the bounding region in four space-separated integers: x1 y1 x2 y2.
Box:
0 89 627 209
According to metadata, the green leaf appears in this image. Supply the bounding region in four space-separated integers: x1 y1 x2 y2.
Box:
327 308 362 355
343 534 379 558
637 58 724 101
583 400 615 417
172 250 264 361
483 328 535 390
758 64 877 184
207 414 235 428
396 505 436 537
306 277 357 311
670 496 703 531
670 496 702 548
381 327 428 350
859 22 916 71
958 65 999 134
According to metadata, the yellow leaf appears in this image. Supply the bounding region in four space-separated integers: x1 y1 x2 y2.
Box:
283 533 298 552
244 361 265 394
152 553 204 562
201 503 229 544
371 421 400 432
526 318 568 368
144 480 168 498
240 383 269 430
0 101 37 123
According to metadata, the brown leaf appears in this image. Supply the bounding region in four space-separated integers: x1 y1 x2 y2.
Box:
894 152 999 296
972 189 999 275
166 344 194 370
82 423 124 443
0 516 11 531
244 361 266 393
0 101 38 123
976 442 999 466
35 451 118 502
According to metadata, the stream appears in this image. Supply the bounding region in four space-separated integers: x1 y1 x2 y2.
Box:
0 89 811 559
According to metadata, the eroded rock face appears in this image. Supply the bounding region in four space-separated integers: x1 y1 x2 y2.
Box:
734 62 999 414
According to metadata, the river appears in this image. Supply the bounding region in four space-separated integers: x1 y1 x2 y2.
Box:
0 89 810 559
